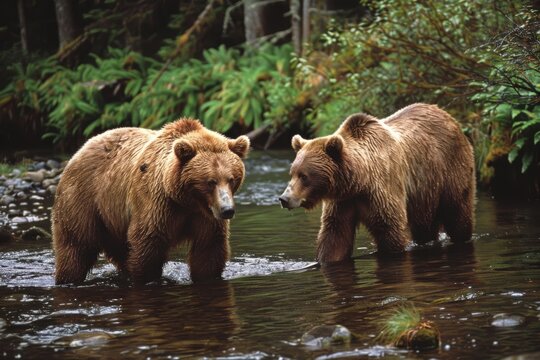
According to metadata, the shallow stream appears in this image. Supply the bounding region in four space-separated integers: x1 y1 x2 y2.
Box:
1 150 539 359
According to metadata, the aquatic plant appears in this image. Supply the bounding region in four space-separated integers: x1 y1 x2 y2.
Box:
377 304 441 350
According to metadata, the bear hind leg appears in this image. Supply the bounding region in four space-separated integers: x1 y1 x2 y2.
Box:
441 201 473 244
411 223 440 245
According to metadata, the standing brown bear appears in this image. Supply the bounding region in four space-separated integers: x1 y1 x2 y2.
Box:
52 119 250 284
279 103 475 263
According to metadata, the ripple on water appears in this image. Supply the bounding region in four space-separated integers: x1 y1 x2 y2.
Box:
235 181 287 206
314 346 408 359
0 248 315 288
0 249 55 288
163 257 316 283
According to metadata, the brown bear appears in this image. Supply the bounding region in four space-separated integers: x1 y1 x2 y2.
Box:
279 103 475 263
52 118 250 284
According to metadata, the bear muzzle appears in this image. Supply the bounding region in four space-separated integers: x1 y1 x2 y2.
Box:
211 187 236 220
279 187 304 210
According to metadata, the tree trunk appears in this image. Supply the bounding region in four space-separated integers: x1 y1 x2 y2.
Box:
302 0 310 46
291 0 302 54
17 0 28 56
244 0 265 45
54 0 82 51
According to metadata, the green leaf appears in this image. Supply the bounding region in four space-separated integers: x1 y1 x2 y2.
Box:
534 131 540 145
521 151 533 173
514 138 526 150
508 147 519 164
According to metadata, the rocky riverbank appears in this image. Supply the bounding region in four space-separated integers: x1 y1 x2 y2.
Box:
0 159 65 242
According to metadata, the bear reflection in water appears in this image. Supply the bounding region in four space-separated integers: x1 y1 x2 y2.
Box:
280 103 475 263
52 119 250 285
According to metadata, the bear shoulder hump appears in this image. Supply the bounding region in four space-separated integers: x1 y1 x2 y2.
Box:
339 113 379 138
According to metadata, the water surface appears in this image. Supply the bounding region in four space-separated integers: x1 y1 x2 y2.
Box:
1 150 539 359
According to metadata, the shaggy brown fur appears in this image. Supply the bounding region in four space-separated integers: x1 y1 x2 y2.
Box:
52 119 250 284
279 103 475 263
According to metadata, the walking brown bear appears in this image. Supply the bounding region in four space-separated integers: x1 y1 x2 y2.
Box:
279 103 475 263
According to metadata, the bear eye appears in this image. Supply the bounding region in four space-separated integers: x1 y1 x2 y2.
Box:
208 179 217 188
298 173 308 184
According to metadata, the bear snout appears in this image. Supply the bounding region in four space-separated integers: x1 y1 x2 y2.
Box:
279 195 291 209
220 206 235 219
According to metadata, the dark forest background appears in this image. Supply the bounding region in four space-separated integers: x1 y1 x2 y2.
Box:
0 0 539 197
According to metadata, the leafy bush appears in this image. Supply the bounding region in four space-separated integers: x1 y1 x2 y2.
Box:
0 43 294 145
471 7 539 174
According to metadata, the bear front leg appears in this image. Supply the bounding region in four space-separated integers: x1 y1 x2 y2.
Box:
317 200 357 263
188 219 230 282
126 225 169 284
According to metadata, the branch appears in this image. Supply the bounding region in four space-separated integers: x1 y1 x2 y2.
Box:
148 0 223 91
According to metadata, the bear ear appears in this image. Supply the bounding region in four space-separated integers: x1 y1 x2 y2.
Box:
292 135 307 152
228 135 250 159
325 135 344 162
173 139 197 164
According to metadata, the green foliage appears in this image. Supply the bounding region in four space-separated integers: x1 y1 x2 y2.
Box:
0 43 293 144
202 44 293 132
470 7 539 174
38 48 158 143
293 0 516 136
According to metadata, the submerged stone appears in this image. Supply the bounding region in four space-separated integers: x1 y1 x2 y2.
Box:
491 313 524 327
68 332 114 347
395 322 441 350
301 325 352 348
21 226 52 241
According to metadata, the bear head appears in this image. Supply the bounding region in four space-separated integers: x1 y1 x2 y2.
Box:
165 126 250 220
279 134 345 210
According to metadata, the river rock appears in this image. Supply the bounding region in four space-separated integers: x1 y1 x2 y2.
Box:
0 195 15 205
15 191 27 200
68 332 113 347
47 185 58 195
33 161 46 171
11 168 21 177
21 226 52 241
47 159 61 170
14 181 32 191
301 325 352 348
4 178 20 188
8 209 22 217
24 170 46 183
0 318 6 330
491 313 524 327
11 216 28 224
42 179 57 188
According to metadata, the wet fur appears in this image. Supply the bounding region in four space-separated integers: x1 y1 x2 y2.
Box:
289 104 475 262
52 119 249 284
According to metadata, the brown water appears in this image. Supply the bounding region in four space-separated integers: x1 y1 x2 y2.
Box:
1 150 540 359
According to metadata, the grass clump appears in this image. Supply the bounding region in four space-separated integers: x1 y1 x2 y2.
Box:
377 304 440 350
